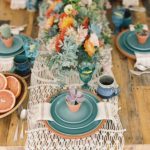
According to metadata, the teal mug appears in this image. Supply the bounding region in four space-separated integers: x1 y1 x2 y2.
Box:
14 55 31 76
97 75 120 99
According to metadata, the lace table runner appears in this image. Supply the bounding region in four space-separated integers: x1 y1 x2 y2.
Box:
25 47 125 150
25 0 125 148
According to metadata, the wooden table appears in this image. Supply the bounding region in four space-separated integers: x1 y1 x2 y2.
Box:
0 0 150 147
0 0 35 146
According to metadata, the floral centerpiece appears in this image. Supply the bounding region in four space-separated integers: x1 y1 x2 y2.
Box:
66 87 84 112
40 0 112 74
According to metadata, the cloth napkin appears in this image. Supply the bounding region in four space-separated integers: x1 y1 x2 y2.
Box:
123 0 139 7
11 0 27 10
30 102 118 124
134 52 150 69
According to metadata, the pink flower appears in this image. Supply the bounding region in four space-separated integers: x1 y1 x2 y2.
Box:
89 33 99 47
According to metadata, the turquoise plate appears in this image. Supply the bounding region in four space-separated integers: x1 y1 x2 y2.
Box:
123 31 150 54
0 48 24 58
127 32 150 51
51 93 98 129
117 30 135 59
0 35 23 54
46 91 105 138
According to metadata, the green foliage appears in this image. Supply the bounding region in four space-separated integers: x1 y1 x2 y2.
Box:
102 33 112 45
90 23 101 38
63 0 80 4
48 35 79 71
0 24 11 39
134 23 144 34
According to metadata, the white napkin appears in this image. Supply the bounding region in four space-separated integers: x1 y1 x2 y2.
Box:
134 52 150 69
11 0 27 10
31 103 53 121
123 0 139 7
30 102 118 123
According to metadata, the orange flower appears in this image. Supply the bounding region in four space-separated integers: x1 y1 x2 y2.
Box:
84 39 96 57
45 16 54 29
59 16 74 31
55 31 66 52
60 13 68 19
82 17 89 29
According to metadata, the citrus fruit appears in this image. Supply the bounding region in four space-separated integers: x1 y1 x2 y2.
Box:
6 76 21 98
0 73 7 90
0 90 16 113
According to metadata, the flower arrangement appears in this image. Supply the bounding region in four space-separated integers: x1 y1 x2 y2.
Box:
41 0 112 72
66 87 84 112
0 24 14 48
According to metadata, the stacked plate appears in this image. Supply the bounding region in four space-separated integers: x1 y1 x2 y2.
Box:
0 35 24 58
45 91 105 139
116 30 150 59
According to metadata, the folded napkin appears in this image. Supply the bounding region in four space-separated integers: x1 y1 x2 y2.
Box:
30 102 118 124
134 52 150 69
123 0 139 7
11 0 27 10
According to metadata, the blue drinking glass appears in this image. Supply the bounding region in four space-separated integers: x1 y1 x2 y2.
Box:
112 8 124 34
14 55 31 76
78 62 95 90
26 0 39 12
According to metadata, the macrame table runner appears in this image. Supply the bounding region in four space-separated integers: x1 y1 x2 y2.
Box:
25 0 125 149
25 48 125 150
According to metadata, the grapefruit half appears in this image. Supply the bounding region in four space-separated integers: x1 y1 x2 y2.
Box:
0 90 16 113
6 76 21 98
0 73 7 90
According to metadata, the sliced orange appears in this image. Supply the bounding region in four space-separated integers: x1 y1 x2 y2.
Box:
0 90 16 113
0 73 7 90
6 76 21 98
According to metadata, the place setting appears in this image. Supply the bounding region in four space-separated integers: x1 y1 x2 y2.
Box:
116 23 150 75
0 24 39 73
28 74 120 139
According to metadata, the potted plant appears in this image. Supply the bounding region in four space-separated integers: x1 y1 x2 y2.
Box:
0 24 14 48
134 23 149 44
66 87 84 112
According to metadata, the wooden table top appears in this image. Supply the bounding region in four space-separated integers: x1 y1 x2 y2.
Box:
0 0 150 147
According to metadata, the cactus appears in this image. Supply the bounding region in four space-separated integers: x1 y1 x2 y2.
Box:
0 24 12 39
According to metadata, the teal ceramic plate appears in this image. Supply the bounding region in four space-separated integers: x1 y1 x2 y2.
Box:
51 93 98 129
45 91 106 139
127 32 150 51
0 48 24 58
0 35 23 54
122 31 150 54
116 30 135 59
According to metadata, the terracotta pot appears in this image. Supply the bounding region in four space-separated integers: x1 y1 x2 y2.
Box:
1 36 14 48
136 33 149 44
66 101 81 112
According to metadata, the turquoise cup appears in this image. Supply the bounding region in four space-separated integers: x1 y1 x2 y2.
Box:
14 55 31 76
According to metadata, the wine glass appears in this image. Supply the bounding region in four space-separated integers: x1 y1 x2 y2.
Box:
78 61 95 90
112 8 124 34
